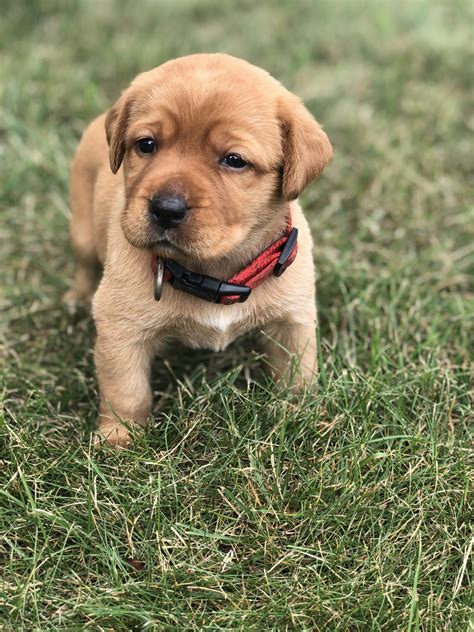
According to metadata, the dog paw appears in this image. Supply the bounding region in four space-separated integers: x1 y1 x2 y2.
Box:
93 421 137 449
62 289 90 314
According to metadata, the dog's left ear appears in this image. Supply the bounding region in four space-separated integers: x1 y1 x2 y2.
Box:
105 91 134 174
279 95 333 200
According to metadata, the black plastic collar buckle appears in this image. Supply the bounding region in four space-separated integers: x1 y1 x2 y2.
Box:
164 260 251 303
274 227 298 277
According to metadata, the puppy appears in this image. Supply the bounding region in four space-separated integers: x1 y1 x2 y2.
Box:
67 54 332 447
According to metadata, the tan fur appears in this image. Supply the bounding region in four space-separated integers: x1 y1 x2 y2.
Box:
67 54 332 447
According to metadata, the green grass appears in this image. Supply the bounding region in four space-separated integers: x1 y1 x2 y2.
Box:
1 0 473 629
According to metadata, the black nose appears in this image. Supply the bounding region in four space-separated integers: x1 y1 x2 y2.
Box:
149 195 188 229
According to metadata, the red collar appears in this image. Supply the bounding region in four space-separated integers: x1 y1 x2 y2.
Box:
152 214 298 305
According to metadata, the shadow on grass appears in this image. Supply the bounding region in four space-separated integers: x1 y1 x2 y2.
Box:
4 297 269 443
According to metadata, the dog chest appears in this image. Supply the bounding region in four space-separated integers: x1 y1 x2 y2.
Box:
175 306 251 352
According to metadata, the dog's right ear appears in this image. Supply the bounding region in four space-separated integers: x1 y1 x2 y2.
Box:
105 92 133 174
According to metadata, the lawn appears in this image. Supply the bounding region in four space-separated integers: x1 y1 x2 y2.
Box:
1 0 472 629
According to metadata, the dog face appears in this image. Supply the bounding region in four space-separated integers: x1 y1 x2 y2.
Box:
105 54 332 263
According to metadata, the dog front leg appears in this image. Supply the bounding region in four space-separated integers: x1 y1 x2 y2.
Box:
94 326 155 447
261 317 317 390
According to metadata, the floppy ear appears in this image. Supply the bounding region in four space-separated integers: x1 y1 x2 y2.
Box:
279 96 333 200
105 92 134 174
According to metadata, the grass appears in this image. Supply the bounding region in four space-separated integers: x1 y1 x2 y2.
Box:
1 0 473 629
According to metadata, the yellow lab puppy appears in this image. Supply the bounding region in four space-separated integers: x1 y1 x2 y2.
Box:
67 54 332 446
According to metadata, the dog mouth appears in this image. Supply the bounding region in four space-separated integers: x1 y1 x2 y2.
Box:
150 236 189 257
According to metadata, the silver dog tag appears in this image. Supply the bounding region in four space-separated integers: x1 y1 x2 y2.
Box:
154 257 165 301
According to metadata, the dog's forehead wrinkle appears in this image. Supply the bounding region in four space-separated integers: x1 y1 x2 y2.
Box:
140 70 277 115
127 74 283 160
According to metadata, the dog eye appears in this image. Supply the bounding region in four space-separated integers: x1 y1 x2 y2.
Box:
136 138 156 154
221 154 248 169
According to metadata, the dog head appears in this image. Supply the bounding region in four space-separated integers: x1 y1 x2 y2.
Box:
105 54 332 265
